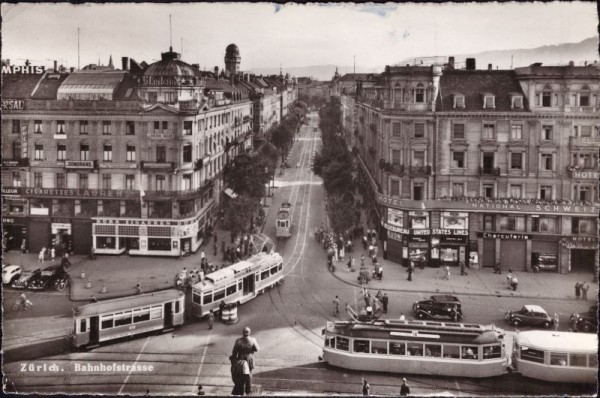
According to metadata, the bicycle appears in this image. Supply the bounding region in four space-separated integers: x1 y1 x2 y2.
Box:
12 299 33 311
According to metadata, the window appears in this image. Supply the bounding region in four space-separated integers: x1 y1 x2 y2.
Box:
482 152 494 172
154 121 161 133
11 171 21 187
102 121 111 135
125 174 135 190
509 184 522 199
407 343 423 356
579 126 592 137
550 352 568 366
156 175 165 190
183 144 192 163
415 84 425 103
12 120 21 134
103 145 113 162
512 96 523 109
183 121 193 135
483 345 502 359
101 318 114 330
133 311 150 323
443 345 460 359
34 120 43 134
571 218 594 235
454 94 465 108
57 144 66 161
521 347 545 363
414 123 425 138
413 151 425 166
56 173 66 189
56 120 66 135
227 284 237 296
34 144 44 160
499 215 525 231
511 124 523 140
542 125 553 140
390 180 400 197
413 183 424 201
126 121 135 135
353 339 370 353
532 216 556 233
570 353 587 367
165 92 176 103
452 152 465 168
79 121 88 135
392 122 402 138
539 185 552 200
371 340 388 355
483 214 495 231
483 184 494 199
540 153 554 171
214 289 226 302
484 95 495 109
156 146 166 162
573 153 597 169
579 88 590 107
12 141 21 159
79 174 88 189
102 174 111 190
482 123 494 140
542 89 552 107
126 145 136 162
425 344 442 358
391 149 401 165
115 313 132 327
336 337 349 351
462 346 478 359
183 174 192 190
510 152 523 170
452 183 464 197
34 172 43 188
453 123 465 139
80 145 90 161
390 342 406 355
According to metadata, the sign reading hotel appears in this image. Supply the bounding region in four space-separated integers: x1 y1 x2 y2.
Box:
571 170 599 179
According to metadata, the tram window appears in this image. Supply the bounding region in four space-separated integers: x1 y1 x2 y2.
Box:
133 311 150 323
278 264 282 271
325 336 335 347
336 337 349 351
227 284 237 295
175 300 180 313
238 281 242 290
371 340 388 355
203 293 213 304
79 319 87 333
425 344 441 358
550 352 568 366
149 307 161 320
483 345 502 359
255 274 259 282
588 354 598 368
261 270 270 280
214 289 226 301
101 318 114 329
407 343 423 356
270 266 277 275
390 342 406 355
353 339 370 353
569 353 587 367
193 293 201 304
115 313 133 327
461 346 478 359
443 345 460 358
520 347 544 363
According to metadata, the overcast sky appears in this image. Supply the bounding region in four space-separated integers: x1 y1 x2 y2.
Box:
1 2 597 71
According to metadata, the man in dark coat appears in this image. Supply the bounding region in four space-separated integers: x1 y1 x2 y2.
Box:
382 293 389 314
230 327 260 395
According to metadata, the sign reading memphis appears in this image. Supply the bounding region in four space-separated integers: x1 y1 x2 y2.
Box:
2 65 45 74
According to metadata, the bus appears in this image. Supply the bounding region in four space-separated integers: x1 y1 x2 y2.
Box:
72 289 185 348
512 330 598 383
275 201 293 239
191 251 283 318
322 320 507 378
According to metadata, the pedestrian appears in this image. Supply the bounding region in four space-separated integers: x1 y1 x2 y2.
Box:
368 244 374 257
376 264 383 280
363 235 368 250
506 269 514 287
371 254 377 266
50 247 56 261
346 257 352 273
407 261 414 281
230 327 259 396
197 384 205 396
333 295 340 316
333 243 339 262
38 247 46 263
214 232 218 245
360 254 365 267
460 261 467 276
351 257 356 271
221 239 226 255
208 310 215 329
362 380 370 396
494 260 501 274
445 265 451 280
400 377 410 396
213 242 217 256
399 312 406 321
575 282 581 299
220 300 226 320
581 282 589 300
135 283 142 294
200 250 206 262
511 275 518 291
90 246 96 260
364 289 371 307
339 246 345 263
21 239 26 254
553 313 559 331
382 293 389 314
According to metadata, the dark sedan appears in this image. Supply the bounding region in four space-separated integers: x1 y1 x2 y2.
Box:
505 304 554 328
413 294 463 321
28 265 68 291
570 304 598 333
11 268 42 289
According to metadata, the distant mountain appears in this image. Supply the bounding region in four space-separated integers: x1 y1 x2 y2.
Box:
250 64 382 81
399 37 599 69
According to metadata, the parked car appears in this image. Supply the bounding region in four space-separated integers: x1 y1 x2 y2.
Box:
2 265 22 285
505 304 554 328
570 304 598 333
11 268 41 289
413 294 463 321
28 265 68 291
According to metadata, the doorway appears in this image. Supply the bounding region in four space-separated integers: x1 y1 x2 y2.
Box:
571 249 595 274
164 302 173 328
89 316 99 345
242 274 255 296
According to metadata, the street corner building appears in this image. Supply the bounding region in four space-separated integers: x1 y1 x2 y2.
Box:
1 46 297 257
332 57 599 277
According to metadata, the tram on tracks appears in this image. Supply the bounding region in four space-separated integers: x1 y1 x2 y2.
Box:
322 319 507 378
275 201 293 239
512 330 598 383
72 289 185 348
191 250 284 318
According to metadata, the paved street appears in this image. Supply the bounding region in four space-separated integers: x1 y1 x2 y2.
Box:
2 113 597 396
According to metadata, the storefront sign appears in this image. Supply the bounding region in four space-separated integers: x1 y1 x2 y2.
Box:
409 235 429 243
2 216 28 225
387 231 404 241
21 125 28 158
15 187 138 199
387 208 403 227
441 235 468 245
51 222 71 230
30 207 50 215
571 170 599 179
412 229 431 236
2 159 29 168
141 161 174 170
479 232 531 240
2 99 25 110
432 229 469 236
560 236 597 250
3 195 24 200
98 162 138 169
382 222 409 234
65 160 94 169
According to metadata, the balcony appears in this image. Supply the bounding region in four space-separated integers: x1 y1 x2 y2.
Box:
389 163 404 176
479 167 501 176
144 182 213 200
569 136 600 148
409 165 431 176
179 100 200 112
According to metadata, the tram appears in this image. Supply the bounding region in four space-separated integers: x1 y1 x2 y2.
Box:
72 289 185 348
275 201 293 239
191 251 284 318
512 330 598 383
322 320 507 378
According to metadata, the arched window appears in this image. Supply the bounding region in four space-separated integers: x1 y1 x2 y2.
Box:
542 84 552 107
415 83 425 103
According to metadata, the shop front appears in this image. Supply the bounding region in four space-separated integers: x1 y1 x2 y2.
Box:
478 232 530 271
382 207 406 263
2 216 28 251
434 234 468 267
561 236 597 275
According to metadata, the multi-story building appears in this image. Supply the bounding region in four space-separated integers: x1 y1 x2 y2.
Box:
1 45 289 257
343 58 599 276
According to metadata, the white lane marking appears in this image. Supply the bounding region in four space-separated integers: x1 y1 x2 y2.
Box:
193 329 213 390
118 335 150 394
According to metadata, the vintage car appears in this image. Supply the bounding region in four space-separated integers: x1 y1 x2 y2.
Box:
2 265 22 285
28 265 68 291
570 304 598 333
505 304 554 328
11 268 42 289
413 294 463 321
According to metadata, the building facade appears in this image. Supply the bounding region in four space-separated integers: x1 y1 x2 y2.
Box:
342 59 599 276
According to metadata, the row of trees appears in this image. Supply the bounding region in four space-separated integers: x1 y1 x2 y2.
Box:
311 97 359 235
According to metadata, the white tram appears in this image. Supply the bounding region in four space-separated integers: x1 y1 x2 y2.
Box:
191 251 284 318
275 201 293 239
323 320 507 378
72 290 185 348
512 330 598 383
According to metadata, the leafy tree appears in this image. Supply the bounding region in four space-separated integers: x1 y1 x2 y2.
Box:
322 160 354 195
223 194 261 236
328 194 356 235
225 153 269 199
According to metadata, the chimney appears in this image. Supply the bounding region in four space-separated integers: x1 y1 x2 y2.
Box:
192 63 200 70
487 63 492 70
214 66 219 79
466 58 476 70
448 56 455 69
53 60 58 72
25 59 30 66
568 61 575 67
121 57 129 71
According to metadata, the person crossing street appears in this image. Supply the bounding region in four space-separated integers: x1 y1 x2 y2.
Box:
333 296 341 316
